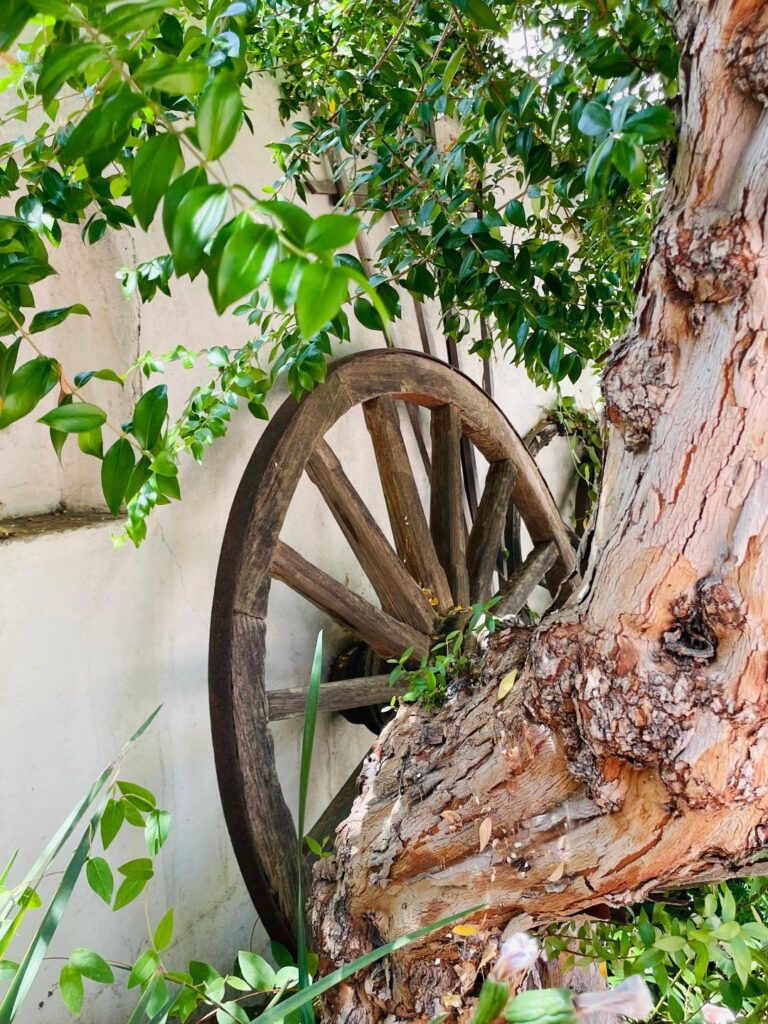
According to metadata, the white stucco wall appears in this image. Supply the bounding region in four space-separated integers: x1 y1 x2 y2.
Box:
0 77 595 1022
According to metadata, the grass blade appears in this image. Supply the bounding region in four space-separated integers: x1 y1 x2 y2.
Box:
297 632 324 1024
0 708 162 1023
0 820 95 1023
257 904 485 1024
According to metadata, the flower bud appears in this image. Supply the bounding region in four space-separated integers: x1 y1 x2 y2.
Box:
574 975 654 1020
492 932 540 979
700 1005 736 1024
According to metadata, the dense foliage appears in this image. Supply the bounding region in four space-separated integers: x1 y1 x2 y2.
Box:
0 0 675 542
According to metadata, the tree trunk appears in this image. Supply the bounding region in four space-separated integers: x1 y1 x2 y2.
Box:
312 1 768 1019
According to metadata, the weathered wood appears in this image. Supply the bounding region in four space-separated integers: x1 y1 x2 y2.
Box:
267 674 400 721
306 440 437 633
430 404 470 607
446 336 480 521
272 541 431 660
466 459 518 603
494 541 559 617
363 395 454 610
210 348 576 945
209 611 299 947
338 352 576 589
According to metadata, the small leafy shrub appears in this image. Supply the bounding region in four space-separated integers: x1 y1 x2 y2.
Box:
388 599 500 708
544 881 768 1023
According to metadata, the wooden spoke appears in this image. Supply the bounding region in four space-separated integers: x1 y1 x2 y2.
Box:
363 395 453 611
430 404 470 607
306 440 437 633
272 541 431 660
466 459 518 604
494 541 559 617
267 674 407 721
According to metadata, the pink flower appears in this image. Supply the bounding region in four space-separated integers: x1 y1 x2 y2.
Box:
492 932 540 978
700 1005 736 1024
574 975 654 1019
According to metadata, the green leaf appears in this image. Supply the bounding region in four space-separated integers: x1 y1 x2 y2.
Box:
162 167 207 247
585 137 614 190
624 104 676 141
131 134 183 231
69 949 114 985
442 44 466 94
100 799 125 850
171 186 228 277
304 214 360 254
197 71 243 161
100 0 172 35
145 810 171 856
237 952 276 992
0 259 55 287
504 199 526 227
78 426 104 459
353 296 384 332
612 138 646 188
463 0 500 31
38 402 106 434
0 0 33 52
73 368 123 388
101 439 135 516
29 305 89 335
59 964 84 1015
654 935 686 952
0 357 59 429
117 781 157 808
127 951 160 990
0 962 18 982
714 921 740 941
86 858 114 905
135 57 209 96
218 1001 250 1024
254 199 313 247
578 101 611 137
269 257 305 310
37 44 105 110
63 86 144 174
131 385 168 451
210 220 278 313
118 858 154 880
729 935 752 987
296 263 348 338
153 910 174 953
113 877 149 911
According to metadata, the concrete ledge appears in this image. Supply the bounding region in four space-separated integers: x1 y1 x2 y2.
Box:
0 509 116 542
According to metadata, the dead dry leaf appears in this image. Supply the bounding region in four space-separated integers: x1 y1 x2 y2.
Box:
440 809 462 824
478 816 492 852
497 669 518 700
452 924 479 937
547 860 565 882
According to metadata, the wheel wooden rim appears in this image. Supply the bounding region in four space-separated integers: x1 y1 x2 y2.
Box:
208 348 577 946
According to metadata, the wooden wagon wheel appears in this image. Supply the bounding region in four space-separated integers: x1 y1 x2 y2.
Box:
208 348 577 948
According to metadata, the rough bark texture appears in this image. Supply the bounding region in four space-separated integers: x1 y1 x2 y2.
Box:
312 1 768 1020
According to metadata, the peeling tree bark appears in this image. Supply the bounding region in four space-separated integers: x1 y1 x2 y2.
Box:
312 2 768 1020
